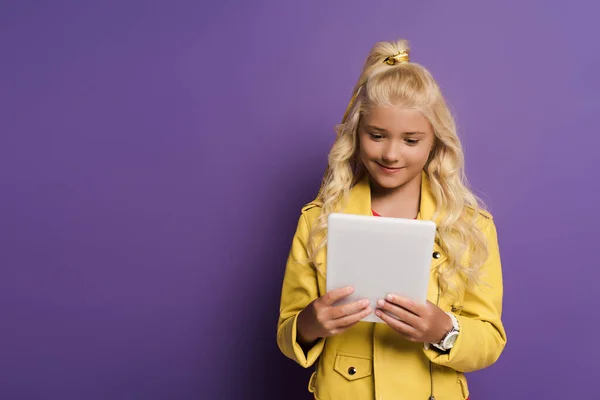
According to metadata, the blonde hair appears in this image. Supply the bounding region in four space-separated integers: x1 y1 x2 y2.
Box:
308 39 489 295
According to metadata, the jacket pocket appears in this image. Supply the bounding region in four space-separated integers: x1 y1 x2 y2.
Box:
333 352 372 381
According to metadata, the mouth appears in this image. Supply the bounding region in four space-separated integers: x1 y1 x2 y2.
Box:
376 163 404 173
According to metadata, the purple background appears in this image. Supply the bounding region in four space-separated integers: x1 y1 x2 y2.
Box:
1 1 599 399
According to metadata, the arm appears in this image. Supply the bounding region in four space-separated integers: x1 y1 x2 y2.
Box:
423 218 507 372
276 212 325 368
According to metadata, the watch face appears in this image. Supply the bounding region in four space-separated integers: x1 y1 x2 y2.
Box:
444 332 458 349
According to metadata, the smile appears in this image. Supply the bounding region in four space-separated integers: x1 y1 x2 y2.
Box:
376 163 404 173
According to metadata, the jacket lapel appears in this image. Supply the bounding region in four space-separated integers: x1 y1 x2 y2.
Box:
340 174 372 216
417 172 448 270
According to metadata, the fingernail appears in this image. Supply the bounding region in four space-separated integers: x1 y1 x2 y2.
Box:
377 299 385 307
386 294 393 301
375 310 381 317
365 307 372 313
361 299 369 306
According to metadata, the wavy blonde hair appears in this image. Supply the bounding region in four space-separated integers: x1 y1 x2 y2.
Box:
307 39 489 295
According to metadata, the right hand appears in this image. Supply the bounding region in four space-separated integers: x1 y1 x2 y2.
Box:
297 286 372 345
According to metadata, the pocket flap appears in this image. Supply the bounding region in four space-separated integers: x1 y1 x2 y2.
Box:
333 352 372 381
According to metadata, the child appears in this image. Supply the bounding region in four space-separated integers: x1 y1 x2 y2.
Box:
276 39 506 400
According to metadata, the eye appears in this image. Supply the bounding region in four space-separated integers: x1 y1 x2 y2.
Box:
369 133 384 141
405 138 419 145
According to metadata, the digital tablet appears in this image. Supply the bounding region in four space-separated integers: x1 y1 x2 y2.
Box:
326 212 436 323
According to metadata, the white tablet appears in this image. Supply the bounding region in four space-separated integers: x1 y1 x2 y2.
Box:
326 213 436 323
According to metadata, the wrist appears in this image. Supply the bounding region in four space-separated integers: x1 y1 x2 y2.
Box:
439 312 454 340
432 312 460 351
297 309 319 345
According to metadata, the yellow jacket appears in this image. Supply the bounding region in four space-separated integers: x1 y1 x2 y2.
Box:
277 173 507 400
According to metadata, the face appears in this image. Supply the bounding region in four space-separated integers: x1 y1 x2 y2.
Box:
358 105 435 191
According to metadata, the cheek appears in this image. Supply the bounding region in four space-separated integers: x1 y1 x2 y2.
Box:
358 136 375 160
407 146 432 166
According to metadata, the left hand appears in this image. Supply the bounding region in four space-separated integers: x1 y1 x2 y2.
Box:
375 294 452 344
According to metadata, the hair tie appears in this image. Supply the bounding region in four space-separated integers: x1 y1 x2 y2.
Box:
384 50 409 65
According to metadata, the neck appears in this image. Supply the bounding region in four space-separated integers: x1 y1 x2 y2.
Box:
370 173 422 219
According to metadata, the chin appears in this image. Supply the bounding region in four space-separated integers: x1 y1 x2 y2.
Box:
366 165 421 190
369 172 410 190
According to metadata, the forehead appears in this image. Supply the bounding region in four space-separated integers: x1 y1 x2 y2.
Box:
361 106 432 134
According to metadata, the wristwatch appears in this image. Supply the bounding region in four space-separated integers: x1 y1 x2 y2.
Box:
432 312 460 351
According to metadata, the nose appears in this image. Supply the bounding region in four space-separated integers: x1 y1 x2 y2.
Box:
381 141 402 164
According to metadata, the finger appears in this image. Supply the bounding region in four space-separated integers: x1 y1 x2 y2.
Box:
376 299 420 327
330 298 370 319
331 306 373 330
320 286 354 306
375 309 419 339
385 294 425 317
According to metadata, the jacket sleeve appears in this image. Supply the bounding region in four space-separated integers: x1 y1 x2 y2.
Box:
424 218 507 373
276 211 325 368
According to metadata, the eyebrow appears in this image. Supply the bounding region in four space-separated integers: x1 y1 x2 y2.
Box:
364 125 427 135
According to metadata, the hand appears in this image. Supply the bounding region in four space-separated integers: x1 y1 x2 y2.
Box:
374 294 452 344
297 286 372 345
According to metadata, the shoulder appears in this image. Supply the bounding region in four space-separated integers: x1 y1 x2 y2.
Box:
287 200 323 242
463 204 493 221
300 200 323 225
476 208 493 221
464 205 495 235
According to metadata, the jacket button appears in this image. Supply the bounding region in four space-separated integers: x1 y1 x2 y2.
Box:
433 251 441 259
348 367 356 375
